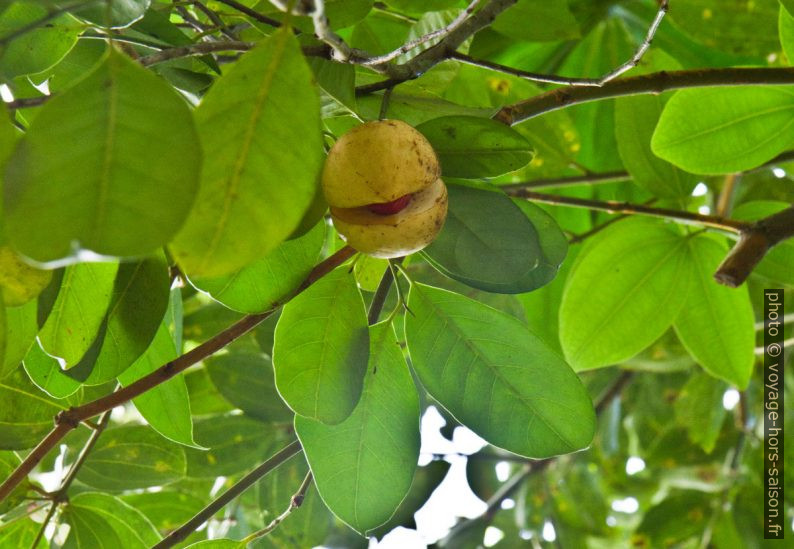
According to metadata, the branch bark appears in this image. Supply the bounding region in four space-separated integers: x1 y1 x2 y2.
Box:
494 67 794 125
0 246 355 504
714 206 794 287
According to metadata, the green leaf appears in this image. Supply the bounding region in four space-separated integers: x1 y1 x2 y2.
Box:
63 492 161 549
170 29 323 277
206 352 293 423
296 322 420 534
784 0 794 17
37 261 118 368
349 10 411 55
614 95 698 197
0 2 80 78
0 451 26 513
119 294 197 447
190 222 325 314
76 0 151 29
78 425 187 490
184 541 244 549
635 491 712 547
559 218 694 371
0 367 67 449
416 116 533 178
491 0 580 42
669 0 780 58
405 284 595 458
651 87 794 174
674 235 755 388
422 183 543 293
184 415 277 478
256 453 333 548
273 268 369 425
72 254 170 384
4 49 201 264
369 460 450 538
781 4 794 62
0 246 52 306
121 491 206 532
309 58 356 113
2 299 36 378
24 340 81 398
674 371 727 453
0 517 38 546
732 200 794 284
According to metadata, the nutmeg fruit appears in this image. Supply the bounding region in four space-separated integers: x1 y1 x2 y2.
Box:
321 120 448 258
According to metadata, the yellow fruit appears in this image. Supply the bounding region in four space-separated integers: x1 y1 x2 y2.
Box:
321 120 447 258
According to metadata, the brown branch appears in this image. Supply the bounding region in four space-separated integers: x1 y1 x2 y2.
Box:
139 41 254 66
0 246 355 504
714 206 794 287
505 189 750 233
30 410 113 549
153 440 303 548
494 68 794 125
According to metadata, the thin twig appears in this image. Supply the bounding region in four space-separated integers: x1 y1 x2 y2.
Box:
500 171 631 190
368 266 395 325
0 247 355 505
192 0 239 40
494 67 794 125
506 189 749 233
595 0 668 84
153 440 303 548
361 0 482 66
214 0 282 27
241 471 314 543
30 410 113 549
139 41 254 66
307 0 359 62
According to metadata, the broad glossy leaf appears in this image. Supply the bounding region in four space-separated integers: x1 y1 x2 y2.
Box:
170 29 323 277
674 235 755 388
119 294 196 447
614 95 697 197
38 261 118 368
24 340 81 398
1 299 36 377
784 0 794 17
559 218 693 371
76 0 151 29
309 58 356 113
296 322 420 534
416 116 533 178
405 284 595 458
184 541 243 549
652 87 794 174
370 460 450 538
184 415 277 478
781 4 794 62
669 0 780 58
121 491 206 532
0 368 67 449
732 201 794 284
191 222 325 314
62 493 160 549
273 268 369 424
674 372 727 453
73 254 170 384
349 10 411 55
0 2 80 78
635 491 712 547
491 0 580 42
0 517 37 546
78 425 187 490
4 49 200 264
423 183 543 293
206 352 293 423
0 246 51 306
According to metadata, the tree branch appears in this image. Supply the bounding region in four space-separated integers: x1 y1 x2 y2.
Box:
213 0 282 27
494 68 794 125
240 471 314 544
505 189 750 233
714 206 794 287
30 410 113 549
0 246 355 504
139 41 254 66
153 440 303 548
